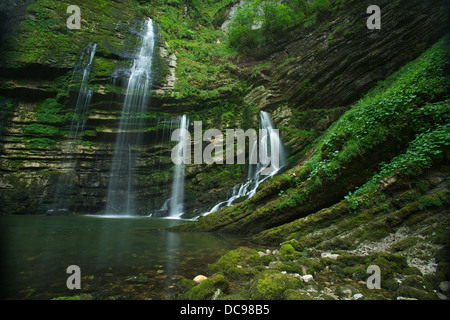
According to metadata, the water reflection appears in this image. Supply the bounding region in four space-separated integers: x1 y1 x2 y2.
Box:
0 215 248 299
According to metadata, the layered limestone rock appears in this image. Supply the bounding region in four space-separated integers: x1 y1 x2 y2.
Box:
237 0 447 154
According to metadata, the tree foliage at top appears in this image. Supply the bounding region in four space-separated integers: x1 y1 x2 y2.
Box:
227 0 344 51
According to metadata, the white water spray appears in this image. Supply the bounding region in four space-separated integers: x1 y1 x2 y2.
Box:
199 111 286 217
106 19 157 215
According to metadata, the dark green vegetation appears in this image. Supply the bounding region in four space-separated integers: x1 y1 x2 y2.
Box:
227 0 353 52
0 0 449 300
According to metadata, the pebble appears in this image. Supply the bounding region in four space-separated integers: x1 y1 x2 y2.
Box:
193 275 208 284
212 288 221 300
302 275 314 283
397 296 418 300
341 289 353 299
353 293 364 300
321 252 339 260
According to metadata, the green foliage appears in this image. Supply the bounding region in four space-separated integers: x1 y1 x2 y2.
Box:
24 123 60 137
276 35 450 212
0 96 15 136
26 138 57 150
138 0 242 100
209 247 262 281
249 269 301 300
35 98 70 124
227 2 264 50
182 273 230 300
227 0 352 51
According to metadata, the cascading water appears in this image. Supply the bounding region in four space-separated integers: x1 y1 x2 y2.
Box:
67 43 98 142
199 111 286 217
48 42 97 214
105 18 157 215
168 115 189 219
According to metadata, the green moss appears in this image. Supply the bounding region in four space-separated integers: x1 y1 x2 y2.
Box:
396 286 439 300
34 98 70 125
26 137 57 149
182 273 230 300
51 294 93 300
280 239 303 252
284 289 314 300
24 123 61 137
209 247 262 282
249 270 302 300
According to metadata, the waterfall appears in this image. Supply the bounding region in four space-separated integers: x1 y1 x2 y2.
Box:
168 115 189 219
199 111 286 218
105 18 157 215
48 42 97 214
67 42 98 142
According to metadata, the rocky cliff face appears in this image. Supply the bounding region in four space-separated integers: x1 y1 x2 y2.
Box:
0 0 448 219
239 0 447 154
170 0 450 290
0 0 249 215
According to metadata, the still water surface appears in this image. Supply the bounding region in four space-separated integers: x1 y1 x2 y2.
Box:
0 215 250 300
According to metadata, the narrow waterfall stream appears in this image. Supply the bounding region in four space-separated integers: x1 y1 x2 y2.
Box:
199 111 286 218
106 19 157 215
49 42 97 214
169 115 189 219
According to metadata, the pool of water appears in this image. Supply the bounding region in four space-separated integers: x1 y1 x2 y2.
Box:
0 215 250 300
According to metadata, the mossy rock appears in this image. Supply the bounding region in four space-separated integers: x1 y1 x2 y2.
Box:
261 254 274 265
333 252 412 282
280 239 303 252
274 257 324 275
249 270 302 300
297 257 324 274
182 273 230 300
209 247 262 282
51 294 93 300
278 243 302 261
177 278 197 294
396 285 439 300
284 289 314 300
335 284 361 299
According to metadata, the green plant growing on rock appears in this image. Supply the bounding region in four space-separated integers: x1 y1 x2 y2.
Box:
209 247 263 282
249 269 302 300
181 273 230 300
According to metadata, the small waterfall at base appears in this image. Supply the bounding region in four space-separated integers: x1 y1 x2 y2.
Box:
105 18 157 215
48 42 97 214
168 115 189 219
198 111 286 218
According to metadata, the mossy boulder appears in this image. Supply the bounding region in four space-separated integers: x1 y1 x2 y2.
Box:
209 247 262 282
177 278 197 294
278 243 302 261
396 285 439 300
182 273 230 300
284 289 314 300
249 270 302 300
280 239 303 252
